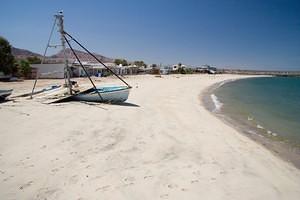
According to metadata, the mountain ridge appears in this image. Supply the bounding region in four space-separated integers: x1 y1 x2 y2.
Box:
11 47 114 63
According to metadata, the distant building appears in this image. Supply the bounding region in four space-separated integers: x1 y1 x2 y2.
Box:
32 62 144 79
195 65 217 74
31 64 65 79
72 62 139 77
171 64 187 72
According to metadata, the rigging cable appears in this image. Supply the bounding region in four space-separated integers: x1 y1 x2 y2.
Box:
64 31 131 88
31 18 58 98
63 35 104 101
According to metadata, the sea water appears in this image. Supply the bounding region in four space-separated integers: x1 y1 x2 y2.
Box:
212 77 300 147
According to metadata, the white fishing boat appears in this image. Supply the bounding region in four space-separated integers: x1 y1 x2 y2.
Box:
0 89 13 100
73 86 130 103
31 11 132 104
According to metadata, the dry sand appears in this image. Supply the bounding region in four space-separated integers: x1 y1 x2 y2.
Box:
0 74 300 199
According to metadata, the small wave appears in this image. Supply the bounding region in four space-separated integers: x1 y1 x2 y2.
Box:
256 124 264 129
216 80 229 89
216 79 236 89
247 130 265 138
211 94 223 112
272 132 277 137
266 130 277 137
247 130 256 134
218 81 226 87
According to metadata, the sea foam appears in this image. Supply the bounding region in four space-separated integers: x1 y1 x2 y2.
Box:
211 94 223 112
256 124 264 129
217 79 235 88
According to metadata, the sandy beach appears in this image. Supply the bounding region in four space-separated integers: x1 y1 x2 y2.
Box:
1 74 300 199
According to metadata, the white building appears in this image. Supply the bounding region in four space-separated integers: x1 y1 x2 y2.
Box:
172 64 186 71
31 64 65 79
32 62 141 79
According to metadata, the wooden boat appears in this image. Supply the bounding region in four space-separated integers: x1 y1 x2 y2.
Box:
0 89 13 100
72 86 130 103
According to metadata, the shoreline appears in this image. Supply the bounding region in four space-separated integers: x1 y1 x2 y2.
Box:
202 77 300 169
1 74 300 199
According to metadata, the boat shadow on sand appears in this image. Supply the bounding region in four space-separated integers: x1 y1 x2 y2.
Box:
111 102 140 107
78 101 140 108
0 99 14 104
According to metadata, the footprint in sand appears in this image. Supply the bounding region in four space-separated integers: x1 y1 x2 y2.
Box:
190 179 199 184
123 182 134 187
36 188 62 199
95 185 110 192
72 130 84 136
27 164 35 168
167 184 178 189
143 175 153 179
69 175 79 184
19 181 33 190
51 168 59 174
210 177 217 181
160 194 169 199
192 170 201 176
138 141 146 145
219 170 226 175
3 175 14 182
124 176 135 182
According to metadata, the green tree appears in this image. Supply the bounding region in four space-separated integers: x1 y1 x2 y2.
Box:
114 58 128 66
134 60 147 67
27 56 41 64
19 60 31 78
11 62 19 76
150 64 158 68
178 67 186 74
114 59 121 65
122 59 128 66
0 37 15 75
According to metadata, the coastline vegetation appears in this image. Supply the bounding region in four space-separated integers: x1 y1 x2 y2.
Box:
0 36 43 78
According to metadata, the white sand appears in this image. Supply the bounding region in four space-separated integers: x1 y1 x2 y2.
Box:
0 74 300 199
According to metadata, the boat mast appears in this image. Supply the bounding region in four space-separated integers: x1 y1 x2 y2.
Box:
55 11 72 95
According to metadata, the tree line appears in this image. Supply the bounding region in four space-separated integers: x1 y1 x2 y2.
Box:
0 36 41 78
114 59 147 68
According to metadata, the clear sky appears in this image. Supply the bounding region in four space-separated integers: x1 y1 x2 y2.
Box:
1 0 299 70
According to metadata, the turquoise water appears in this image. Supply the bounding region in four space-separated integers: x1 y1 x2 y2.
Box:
214 77 300 147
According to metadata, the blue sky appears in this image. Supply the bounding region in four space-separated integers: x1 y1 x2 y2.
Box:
1 0 300 70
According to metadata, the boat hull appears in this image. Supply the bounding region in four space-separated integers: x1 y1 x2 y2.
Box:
0 89 13 100
72 86 130 103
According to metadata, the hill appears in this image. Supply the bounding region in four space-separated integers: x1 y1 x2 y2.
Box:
11 47 114 63
50 49 114 63
11 47 43 60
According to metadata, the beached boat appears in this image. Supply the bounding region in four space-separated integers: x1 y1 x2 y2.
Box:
73 86 130 103
0 89 13 100
31 12 132 104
